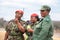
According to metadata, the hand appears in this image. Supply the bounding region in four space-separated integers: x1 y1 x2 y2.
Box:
28 28 34 32
14 18 19 23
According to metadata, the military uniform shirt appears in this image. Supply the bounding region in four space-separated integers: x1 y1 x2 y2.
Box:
5 19 25 40
32 15 54 40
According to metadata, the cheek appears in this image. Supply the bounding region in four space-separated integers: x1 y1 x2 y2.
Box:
41 13 45 17
32 18 36 22
41 13 43 15
15 14 18 17
19 14 22 17
31 18 34 22
18 15 21 16
16 14 19 16
35 19 37 21
41 11 45 15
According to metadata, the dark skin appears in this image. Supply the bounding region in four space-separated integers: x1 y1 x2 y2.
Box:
15 12 25 32
27 16 37 33
4 12 25 40
28 10 49 33
40 10 49 17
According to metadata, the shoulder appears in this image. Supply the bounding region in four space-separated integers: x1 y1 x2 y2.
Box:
35 21 39 25
44 17 51 22
8 19 14 23
5 20 13 30
42 17 52 26
7 19 15 27
20 20 26 24
20 20 25 22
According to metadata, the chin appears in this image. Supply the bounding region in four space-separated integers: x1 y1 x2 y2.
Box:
41 14 44 17
41 15 44 17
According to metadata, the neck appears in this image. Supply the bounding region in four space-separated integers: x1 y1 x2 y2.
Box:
33 21 37 24
43 14 49 18
15 17 21 20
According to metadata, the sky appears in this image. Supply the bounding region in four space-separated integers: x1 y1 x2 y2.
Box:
0 0 60 21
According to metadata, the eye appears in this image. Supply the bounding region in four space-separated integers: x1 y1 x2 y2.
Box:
41 10 45 12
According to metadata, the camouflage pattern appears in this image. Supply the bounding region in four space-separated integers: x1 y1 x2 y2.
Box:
25 21 39 40
5 19 25 40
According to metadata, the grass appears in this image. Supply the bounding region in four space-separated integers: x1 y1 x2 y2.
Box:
0 31 5 40
0 30 60 40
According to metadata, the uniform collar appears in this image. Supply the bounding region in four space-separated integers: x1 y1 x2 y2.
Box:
40 15 50 21
43 15 50 21
43 15 50 19
34 21 39 25
45 15 50 18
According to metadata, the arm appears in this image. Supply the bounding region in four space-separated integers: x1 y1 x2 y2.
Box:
4 32 9 40
27 25 34 33
14 18 25 33
4 22 10 40
28 28 34 33
38 21 50 40
17 22 25 33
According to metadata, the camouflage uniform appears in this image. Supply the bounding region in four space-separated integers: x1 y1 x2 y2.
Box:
25 21 39 40
5 19 25 40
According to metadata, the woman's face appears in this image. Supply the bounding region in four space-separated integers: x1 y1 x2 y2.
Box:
15 12 23 19
30 16 37 23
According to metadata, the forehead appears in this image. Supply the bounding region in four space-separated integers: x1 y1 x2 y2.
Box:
40 10 47 12
15 12 22 15
31 16 36 18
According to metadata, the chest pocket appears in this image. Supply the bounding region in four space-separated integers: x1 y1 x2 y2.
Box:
34 22 42 35
11 23 18 31
9 22 19 35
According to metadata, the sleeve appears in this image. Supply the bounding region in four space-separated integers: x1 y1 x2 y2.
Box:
24 21 31 29
38 21 51 40
5 22 11 32
5 25 8 32
27 25 31 29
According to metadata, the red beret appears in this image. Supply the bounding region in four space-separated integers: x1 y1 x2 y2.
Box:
15 10 24 14
31 13 38 17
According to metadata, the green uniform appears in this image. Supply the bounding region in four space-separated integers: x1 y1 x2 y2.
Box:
26 21 39 40
32 15 54 40
5 19 25 40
